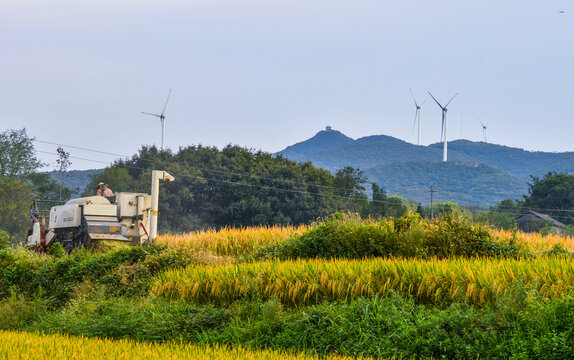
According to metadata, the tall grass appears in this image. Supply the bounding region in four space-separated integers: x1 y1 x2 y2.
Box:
152 257 574 307
0 330 376 360
156 225 307 257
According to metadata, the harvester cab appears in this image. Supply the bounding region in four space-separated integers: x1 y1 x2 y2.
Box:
27 170 175 253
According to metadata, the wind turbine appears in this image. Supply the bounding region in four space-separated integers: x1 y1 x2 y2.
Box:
409 89 425 145
142 89 172 151
478 118 487 142
428 91 458 162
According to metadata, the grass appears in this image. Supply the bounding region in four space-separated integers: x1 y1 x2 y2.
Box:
19 295 574 359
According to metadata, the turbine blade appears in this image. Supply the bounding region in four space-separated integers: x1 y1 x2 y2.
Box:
409 88 419 107
420 100 426 106
477 116 486 128
162 89 172 115
444 93 459 108
142 112 161 117
427 91 443 109
412 109 419 133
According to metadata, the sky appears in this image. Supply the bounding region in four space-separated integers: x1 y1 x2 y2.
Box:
1 0 573 170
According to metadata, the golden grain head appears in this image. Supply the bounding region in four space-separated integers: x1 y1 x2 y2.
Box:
152 256 574 307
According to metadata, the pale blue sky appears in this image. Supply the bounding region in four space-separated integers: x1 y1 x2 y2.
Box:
1 0 572 170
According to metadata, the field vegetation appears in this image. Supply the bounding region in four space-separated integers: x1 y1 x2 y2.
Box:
1 213 574 359
153 257 574 307
156 225 307 257
0 330 373 360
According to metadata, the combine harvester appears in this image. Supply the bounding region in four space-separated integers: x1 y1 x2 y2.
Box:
27 170 174 253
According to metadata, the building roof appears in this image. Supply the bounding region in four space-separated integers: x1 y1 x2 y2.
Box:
515 210 565 227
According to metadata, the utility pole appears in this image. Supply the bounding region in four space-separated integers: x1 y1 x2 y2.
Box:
429 185 436 219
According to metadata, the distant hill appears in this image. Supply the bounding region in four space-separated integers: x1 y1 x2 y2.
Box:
46 169 102 196
279 129 472 172
276 128 574 206
364 161 528 207
428 140 574 179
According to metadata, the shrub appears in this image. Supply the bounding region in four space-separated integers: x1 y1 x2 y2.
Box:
0 244 226 307
260 213 524 260
0 291 47 330
0 230 9 250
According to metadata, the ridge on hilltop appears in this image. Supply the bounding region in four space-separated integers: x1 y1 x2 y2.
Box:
278 127 354 162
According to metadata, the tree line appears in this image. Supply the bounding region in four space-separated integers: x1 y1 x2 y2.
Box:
85 145 414 232
0 128 413 238
3 126 574 239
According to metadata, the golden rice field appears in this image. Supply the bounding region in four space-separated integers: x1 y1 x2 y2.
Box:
492 228 574 254
156 225 307 256
0 331 377 360
152 257 574 307
155 224 573 258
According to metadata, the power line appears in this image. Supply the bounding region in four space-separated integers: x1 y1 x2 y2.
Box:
35 140 574 213
35 138 529 199
34 139 352 194
37 150 405 207
35 148 574 220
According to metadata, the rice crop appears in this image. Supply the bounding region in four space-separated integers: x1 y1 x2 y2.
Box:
0 330 376 360
152 257 574 307
491 228 574 254
156 225 307 257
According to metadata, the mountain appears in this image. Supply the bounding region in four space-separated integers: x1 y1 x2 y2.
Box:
364 161 528 207
276 129 574 206
279 131 472 172
279 128 354 163
428 140 574 179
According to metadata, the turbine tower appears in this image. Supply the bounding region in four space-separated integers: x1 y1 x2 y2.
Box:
479 118 487 142
428 91 458 162
409 89 425 145
142 89 172 151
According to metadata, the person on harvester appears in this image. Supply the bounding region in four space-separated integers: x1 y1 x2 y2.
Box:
96 182 113 196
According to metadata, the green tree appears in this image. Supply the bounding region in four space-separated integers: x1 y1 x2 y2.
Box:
0 128 42 178
523 172 574 224
0 128 71 202
28 173 72 201
334 166 367 197
88 145 374 231
385 196 410 218
56 146 72 201
482 199 521 229
370 182 387 216
0 177 34 241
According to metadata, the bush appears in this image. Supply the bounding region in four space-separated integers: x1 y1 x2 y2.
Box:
0 291 48 330
260 212 524 260
0 230 9 250
0 245 225 307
